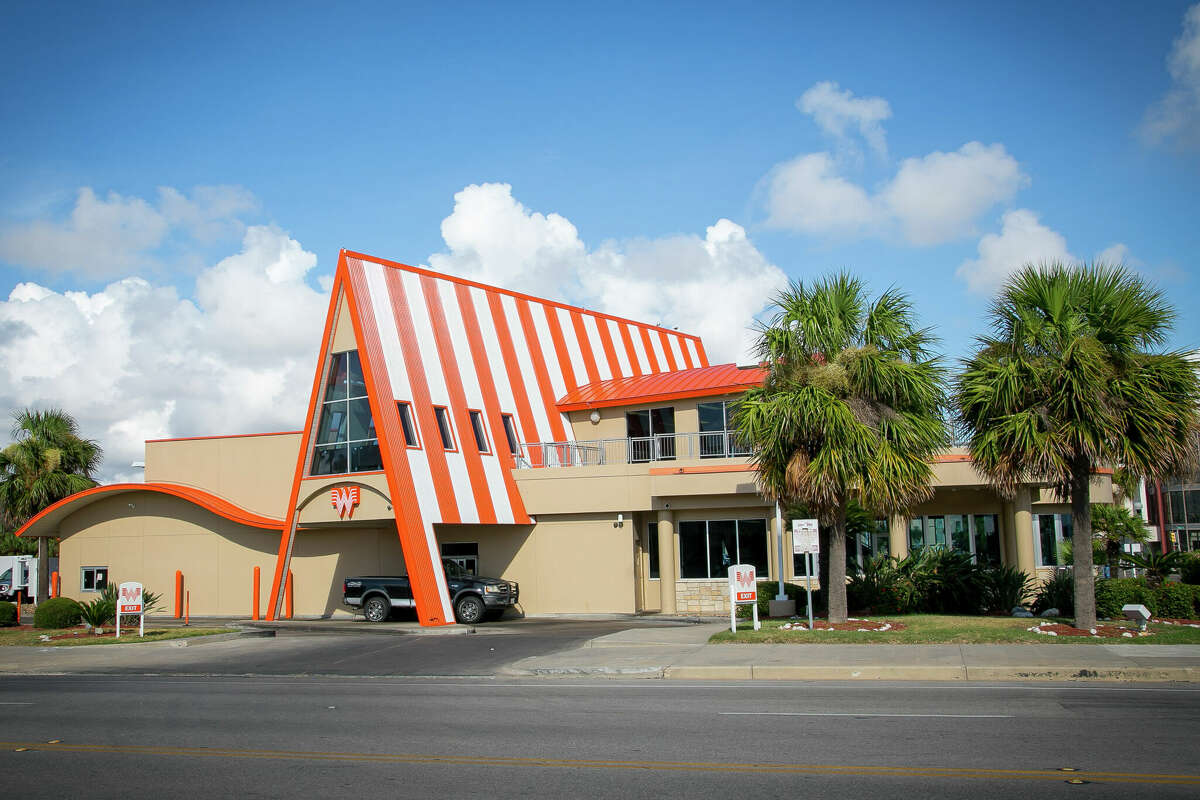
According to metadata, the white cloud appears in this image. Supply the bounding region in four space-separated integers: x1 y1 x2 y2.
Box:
797 81 892 159
1096 242 1132 265
762 153 879 235
881 143 1028 245
429 183 787 363
0 185 257 279
1141 3 1200 148
764 142 1025 245
956 209 1074 294
0 225 327 481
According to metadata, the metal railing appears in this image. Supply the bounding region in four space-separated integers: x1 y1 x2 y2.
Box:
515 431 751 469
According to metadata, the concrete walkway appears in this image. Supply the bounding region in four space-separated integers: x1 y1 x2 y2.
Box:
501 622 1200 682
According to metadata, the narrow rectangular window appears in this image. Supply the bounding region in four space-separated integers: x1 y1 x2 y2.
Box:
434 406 457 451
501 414 520 456
469 409 490 454
397 402 419 448
647 522 660 580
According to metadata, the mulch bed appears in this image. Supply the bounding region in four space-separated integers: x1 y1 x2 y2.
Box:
1156 618 1200 627
1028 621 1151 638
779 618 906 632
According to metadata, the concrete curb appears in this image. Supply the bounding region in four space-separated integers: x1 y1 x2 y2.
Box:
241 621 479 636
502 664 1199 682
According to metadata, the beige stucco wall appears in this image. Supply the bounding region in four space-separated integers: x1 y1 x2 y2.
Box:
436 515 636 614
56 491 405 617
145 432 302 519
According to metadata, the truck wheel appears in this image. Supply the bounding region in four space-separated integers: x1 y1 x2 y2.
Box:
363 595 390 623
454 595 485 624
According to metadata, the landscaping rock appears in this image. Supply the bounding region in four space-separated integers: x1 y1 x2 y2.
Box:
1012 609 1034 617
1039 608 1060 618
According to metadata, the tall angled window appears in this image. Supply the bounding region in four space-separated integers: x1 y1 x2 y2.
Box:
311 351 382 475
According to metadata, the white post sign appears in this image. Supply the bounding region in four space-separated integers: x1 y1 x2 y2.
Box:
728 564 760 633
792 519 820 629
115 581 144 638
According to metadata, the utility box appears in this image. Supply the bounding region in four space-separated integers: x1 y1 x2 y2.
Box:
769 597 796 617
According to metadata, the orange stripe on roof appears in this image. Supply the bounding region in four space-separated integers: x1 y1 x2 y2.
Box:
543 304 577 392
596 318 623 379
421 274 497 525
348 261 453 625
618 322 642 377
677 335 695 369
386 269 461 524
486 292 540 446
658 330 680 372
569 310 602 386
516 298 568 442
456 284 530 524
557 363 768 411
639 327 661 373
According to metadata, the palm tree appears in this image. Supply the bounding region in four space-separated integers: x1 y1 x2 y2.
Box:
956 263 1200 630
737 274 948 623
1090 503 1150 573
0 408 102 530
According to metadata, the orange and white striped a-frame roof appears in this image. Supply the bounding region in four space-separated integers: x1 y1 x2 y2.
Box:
266 250 709 625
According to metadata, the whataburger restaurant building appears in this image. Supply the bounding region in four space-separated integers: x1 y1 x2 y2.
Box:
18 250 1113 626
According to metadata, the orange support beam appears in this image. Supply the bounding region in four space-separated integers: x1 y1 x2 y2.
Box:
284 571 294 619
174 570 183 618
252 566 261 620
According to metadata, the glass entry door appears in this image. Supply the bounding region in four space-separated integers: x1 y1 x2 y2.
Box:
626 407 675 462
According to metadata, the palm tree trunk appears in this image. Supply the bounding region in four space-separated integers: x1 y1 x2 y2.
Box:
1071 455 1097 630
817 525 830 617
827 505 849 623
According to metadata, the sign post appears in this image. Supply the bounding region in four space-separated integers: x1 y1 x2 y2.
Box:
792 519 819 629
115 581 144 638
728 564 760 633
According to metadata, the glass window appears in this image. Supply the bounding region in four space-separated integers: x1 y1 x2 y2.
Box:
1038 514 1060 567
909 517 925 551
397 403 419 448
310 350 377 476
737 519 769 576
647 522 659 580
501 414 520 456
948 514 970 552
81 566 108 593
928 516 947 547
1171 491 1187 524
1187 490 1200 526
679 521 708 579
627 407 676 462
469 410 490 454
973 514 1000 565
707 520 738 579
441 542 478 575
434 407 456 451
874 518 890 559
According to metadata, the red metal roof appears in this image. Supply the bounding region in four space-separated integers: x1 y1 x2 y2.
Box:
556 363 767 411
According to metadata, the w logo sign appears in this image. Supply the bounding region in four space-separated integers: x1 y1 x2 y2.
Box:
330 486 361 519
730 564 757 603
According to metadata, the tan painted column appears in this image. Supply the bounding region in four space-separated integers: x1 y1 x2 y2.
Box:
1014 487 1036 575
656 509 677 615
888 515 909 560
1001 501 1017 566
769 512 782 581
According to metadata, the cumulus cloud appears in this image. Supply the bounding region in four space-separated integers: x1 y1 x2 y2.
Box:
0 185 258 279
955 209 1074 294
430 183 787 363
0 224 326 481
1096 242 1132 266
797 81 892 160
1141 3 1200 148
764 141 1025 245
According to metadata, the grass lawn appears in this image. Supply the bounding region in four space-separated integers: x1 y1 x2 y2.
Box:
712 614 1200 645
0 627 240 647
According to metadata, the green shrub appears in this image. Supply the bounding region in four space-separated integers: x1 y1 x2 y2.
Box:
33 597 82 629
848 555 917 613
738 582 822 618
1094 578 1158 619
1181 555 1200 586
1155 582 1199 619
0 601 17 626
78 597 116 629
981 565 1036 613
1032 569 1075 616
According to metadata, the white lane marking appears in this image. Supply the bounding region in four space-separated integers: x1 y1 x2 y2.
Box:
719 712 1013 718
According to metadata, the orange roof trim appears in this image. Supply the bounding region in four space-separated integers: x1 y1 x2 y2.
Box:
15 483 285 538
557 363 767 411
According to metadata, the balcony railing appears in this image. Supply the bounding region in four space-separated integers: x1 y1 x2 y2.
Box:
515 431 751 469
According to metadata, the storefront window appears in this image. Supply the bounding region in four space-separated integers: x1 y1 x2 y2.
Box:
646 522 659 580
678 519 768 579
1170 491 1187 524
909 517 925 551
1035 513 1073 567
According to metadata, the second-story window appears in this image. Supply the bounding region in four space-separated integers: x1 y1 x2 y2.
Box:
697 400 748 458
626 407 675 462
311 351 381 475
468 410 491 454
434 406 457 451
501 414 520 456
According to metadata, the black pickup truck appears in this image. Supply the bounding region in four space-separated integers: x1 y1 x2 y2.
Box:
342 559 519 624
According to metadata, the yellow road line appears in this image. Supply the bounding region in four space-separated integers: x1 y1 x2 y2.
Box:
5 742 1199 785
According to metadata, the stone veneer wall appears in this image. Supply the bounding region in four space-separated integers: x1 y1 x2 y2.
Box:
675 580 731 615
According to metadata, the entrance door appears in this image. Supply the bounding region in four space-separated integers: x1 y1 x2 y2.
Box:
626 408 676 462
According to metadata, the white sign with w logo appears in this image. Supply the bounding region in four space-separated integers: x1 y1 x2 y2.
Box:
330 486 361 519
728 563 761 633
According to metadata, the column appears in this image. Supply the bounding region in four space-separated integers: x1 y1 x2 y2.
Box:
888 514 909 561
769 512 782 582
1001 501 1017 566
1014 487 1036 575
656 509 677 615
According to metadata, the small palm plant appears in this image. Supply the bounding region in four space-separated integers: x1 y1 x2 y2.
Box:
78 597 115 632
1121 550 1186 588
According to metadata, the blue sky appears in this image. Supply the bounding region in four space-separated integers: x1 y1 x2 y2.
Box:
1 1 1198 477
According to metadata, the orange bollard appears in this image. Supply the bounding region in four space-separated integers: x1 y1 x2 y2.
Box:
185 590 190 626
174 570 183 619
252 566 261 620
285 571 294 619
50 572 59 598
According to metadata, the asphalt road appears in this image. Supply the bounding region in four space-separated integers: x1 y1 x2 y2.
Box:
2 677 1197 798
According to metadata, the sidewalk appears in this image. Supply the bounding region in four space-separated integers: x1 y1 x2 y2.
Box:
501 622 1200 682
